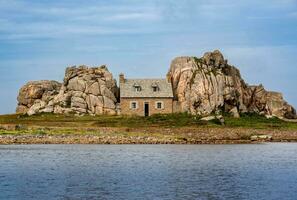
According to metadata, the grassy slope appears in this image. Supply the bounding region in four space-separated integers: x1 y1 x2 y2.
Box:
0 112 297 131
0 113 297 144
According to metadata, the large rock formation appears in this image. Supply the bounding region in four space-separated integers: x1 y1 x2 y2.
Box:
16 80 62 115
16 51 296 119
16 65 118 115
168 50 296 119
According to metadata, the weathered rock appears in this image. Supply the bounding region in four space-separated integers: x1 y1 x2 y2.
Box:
86 95 104 114
58 65 118 115
85 82 101 95
203 50 226 68
16 50 295 119
200 116 216 121
40 106 54 113
16 65 118 115
229 107 240 118
250 135 272 141
68 77 86 92
243 85 296 119
16 80 61 114
168 50 296 119
27 100 47 116
16 105 29 114
103 96 116 109
169 52 245 116
216 115 225 125
71 96 87 109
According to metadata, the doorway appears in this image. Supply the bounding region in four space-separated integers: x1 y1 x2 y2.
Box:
144 102 149 117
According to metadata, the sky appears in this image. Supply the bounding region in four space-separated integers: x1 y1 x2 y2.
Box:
0 0 297 114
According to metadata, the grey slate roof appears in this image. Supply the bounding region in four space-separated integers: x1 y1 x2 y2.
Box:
120 79 173 98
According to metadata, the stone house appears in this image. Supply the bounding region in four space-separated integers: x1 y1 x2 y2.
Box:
119 73 174 116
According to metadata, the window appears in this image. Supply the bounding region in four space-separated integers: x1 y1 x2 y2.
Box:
155 101 163 109
151 83 159 92
130 101 138 109
133 83 141 92
134 86 141 92
157 102 162 109
152 86 159 92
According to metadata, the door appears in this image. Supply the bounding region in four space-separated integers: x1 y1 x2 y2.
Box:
144 103 149 117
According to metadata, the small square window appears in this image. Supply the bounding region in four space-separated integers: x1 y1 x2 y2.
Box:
134 86 141 92
131 102 138 109
157 102 162 109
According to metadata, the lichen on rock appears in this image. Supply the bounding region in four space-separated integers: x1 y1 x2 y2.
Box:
16 65 118 116
168 50 296 119
16 50 296 119
16 80 62 114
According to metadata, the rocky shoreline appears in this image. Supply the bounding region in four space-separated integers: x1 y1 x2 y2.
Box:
1 127 297 144
1 135 296 145
0 135 252 144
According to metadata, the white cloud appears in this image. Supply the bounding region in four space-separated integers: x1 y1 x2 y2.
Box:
104 12 160 21
0 0 296 113
0 23 151 40
0 1 163 40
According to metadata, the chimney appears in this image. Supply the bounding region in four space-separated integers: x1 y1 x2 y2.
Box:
119 73 125 84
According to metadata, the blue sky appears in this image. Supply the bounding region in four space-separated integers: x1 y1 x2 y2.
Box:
0 0 297 114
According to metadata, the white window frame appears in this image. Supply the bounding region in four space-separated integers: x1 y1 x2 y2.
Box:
155 101 164 110
134 86 141 92
130 101 138 110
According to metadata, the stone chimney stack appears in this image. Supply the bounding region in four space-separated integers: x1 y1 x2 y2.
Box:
119 73 125 84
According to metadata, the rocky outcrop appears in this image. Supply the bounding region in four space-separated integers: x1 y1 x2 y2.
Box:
16 80 62 114
16 50 295 119
17 65 118 115
168 50 296 119
243 85 296 119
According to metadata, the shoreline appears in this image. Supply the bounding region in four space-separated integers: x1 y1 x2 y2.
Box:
1 113 297 145
0 134 254 144
1 126 297 144
1 135 297 145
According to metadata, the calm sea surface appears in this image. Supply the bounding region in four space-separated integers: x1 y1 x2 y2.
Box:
0 144 297 200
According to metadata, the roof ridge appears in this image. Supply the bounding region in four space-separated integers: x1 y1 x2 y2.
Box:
120 78 173 98
126 78 167 80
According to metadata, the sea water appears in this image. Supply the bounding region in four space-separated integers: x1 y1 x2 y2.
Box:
0 144 297 200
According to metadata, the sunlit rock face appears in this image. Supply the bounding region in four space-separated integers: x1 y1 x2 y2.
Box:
168 50 296 119
16 80 62 115
16 65 118 116
16 50 295 119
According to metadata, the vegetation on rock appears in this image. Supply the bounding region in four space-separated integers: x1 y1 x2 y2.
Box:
16 50 296 119
169 50 296 119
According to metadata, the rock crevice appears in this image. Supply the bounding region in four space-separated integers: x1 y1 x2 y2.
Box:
16 50 296 119
17 65 118 115
168 50 296 119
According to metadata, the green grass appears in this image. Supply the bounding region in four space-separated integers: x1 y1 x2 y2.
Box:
224 113 297 130
0 112 296 130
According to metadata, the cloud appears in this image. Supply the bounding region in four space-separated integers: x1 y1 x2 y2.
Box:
0 1 163 40
104 12 161 21
0 0 297 113
26 5 161 22
0 23 150 40
0 1 161 20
